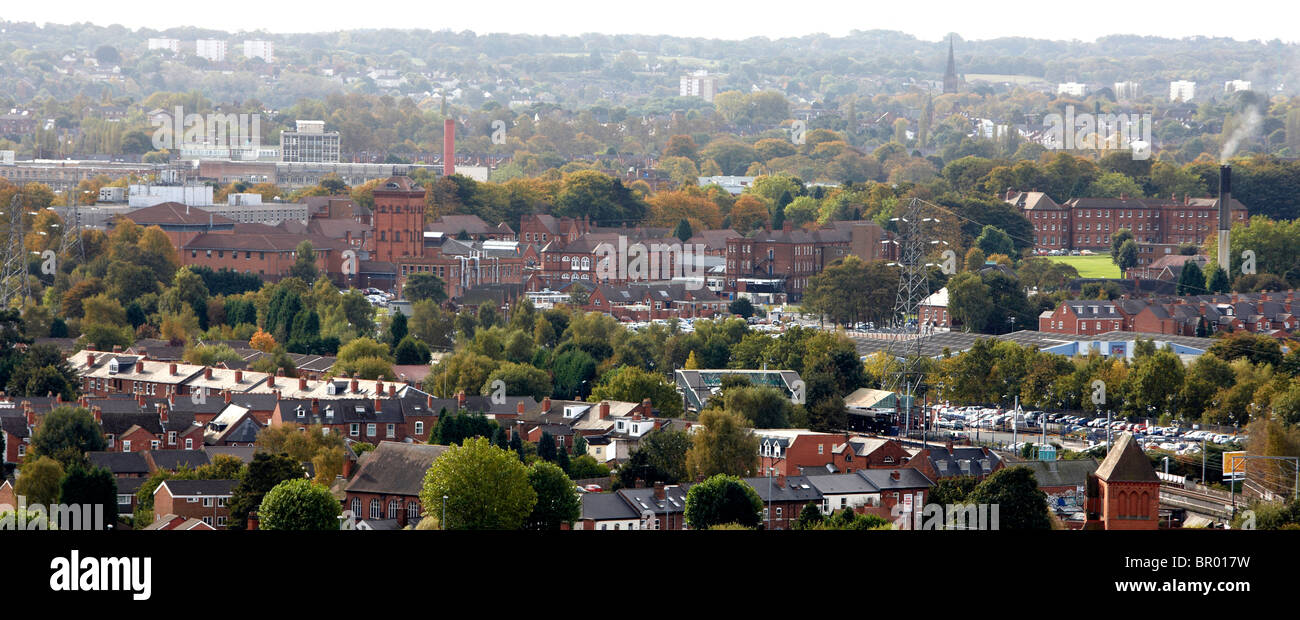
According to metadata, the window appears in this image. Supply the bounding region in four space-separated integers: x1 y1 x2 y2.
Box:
217 516 226 527
407 502 420 522
122 440 131 452
367 424 376 437
151 440 160 450
388 499 400 519
817 444 824 455
386 424 395 438
203 497 213 507
168 431 176 445
415 421 424 435
187 497 199 503
185 438 193 449
117 495 132 506
202 516 212 526
218 497 227 507
370 499 381 520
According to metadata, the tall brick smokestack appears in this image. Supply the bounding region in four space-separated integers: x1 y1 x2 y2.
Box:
1218 165 1231 271
443 119 455 178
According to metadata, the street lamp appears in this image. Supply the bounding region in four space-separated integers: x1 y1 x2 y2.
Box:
441 495 448 530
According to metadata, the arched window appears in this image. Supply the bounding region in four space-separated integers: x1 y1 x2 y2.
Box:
350 497 361 517
407 502 420 522
369 499 381 520
581 256 590 269
388 499 400 519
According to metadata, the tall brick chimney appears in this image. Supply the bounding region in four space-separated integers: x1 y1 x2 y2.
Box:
169 363 177 376
91 407 101 424
234 370 243 384
542 397 551 413
457 390 466 409
205 367 213 380
159 405 168 424
600 401 610 419
653 482 666 500
443 119 456 177
350 374 359 394
516 401 526 415
223 390 231 404
388 384 396 397
267 373 275 388
299 376 308 391
85 352 95 367
135 360 144 373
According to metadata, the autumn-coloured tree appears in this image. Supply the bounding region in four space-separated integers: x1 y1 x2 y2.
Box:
250 328 278 353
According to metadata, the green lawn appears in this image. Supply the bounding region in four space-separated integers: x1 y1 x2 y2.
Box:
1047 254 1121 279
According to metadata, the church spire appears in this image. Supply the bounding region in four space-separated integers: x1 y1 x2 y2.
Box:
943 35 959 95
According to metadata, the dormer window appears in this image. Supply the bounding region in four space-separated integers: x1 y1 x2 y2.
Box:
296 406 305 418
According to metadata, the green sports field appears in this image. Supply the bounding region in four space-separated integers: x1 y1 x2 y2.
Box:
1047 254 1121 279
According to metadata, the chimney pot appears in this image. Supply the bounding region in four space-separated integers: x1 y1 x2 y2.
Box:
388 384 396 397
169 363 177 376
86 352 95 366
135 360 144 373
350 376 359 393
600 401 610 419
299 377 308 391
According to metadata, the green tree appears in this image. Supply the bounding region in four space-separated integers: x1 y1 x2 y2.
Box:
975 225 1015 258
257 479 341 530
387 312 408 347
685 409 760 478
527 461 580 530
589 366 683 417
228 453 304 530
394 335 431 365
684 474 763 530
57 463 118 529
1115 239 1139 273
968 466 1051 529
420 437 536 530
552 350 597 399
1177 260 1205 295
722 385 793 428
28 407 105 468
792 502 824 530
673 218 693 242
290 241 319 281
1206 264 1231 294
728 297 755 318
404 273 449 304
928 476 978 505
15 456 64 507
1110 229 1134 260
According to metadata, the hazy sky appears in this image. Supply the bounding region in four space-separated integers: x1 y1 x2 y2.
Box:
2 0 1294 42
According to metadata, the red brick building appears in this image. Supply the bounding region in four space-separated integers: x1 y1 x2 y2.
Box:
724 223 851 302
152 479 237 529
1007 190 1248 253
372 176 427 263
1084 433 1160 530
343 442 449 528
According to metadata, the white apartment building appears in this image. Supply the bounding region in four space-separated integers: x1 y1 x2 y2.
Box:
1114 81 1141 101
243 40 275 63
1057 82 1088 97
147 38 180 54
195 39 227 62
1224 80 1252 93
1169 80 1196 102
680 70 718 103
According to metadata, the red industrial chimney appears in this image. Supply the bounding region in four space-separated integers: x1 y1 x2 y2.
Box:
443 119 456 177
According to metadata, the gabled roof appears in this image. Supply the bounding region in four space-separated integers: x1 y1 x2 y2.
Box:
1095 433 1159 483
581 492 640 521
157 479 238 497
742 475 823 503
122 202 237 227
344 441 449 496
88 451 150 475
147 449 210 471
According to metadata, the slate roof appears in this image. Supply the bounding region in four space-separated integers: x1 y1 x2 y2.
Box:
1015 459 1098 488
742 475 823 503
88 451 150 475
344 442 449 496
148 450 210 471
1096 433 1159 483
158 479 238 497
581 492 640 521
